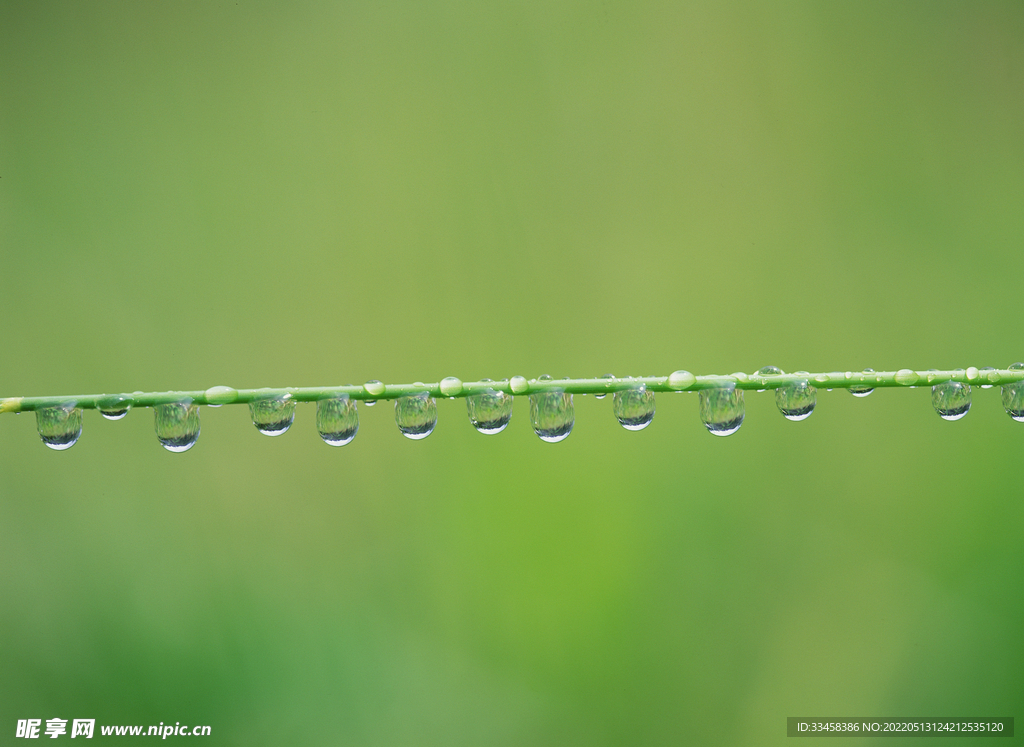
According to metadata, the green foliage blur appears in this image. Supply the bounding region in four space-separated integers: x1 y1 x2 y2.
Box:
1 2 1021 744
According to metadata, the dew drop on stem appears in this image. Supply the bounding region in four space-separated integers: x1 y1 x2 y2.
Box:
154 401 200 452
36 404 83 450
249 396 296 436
395 393 437 440
530 375 573 442
699 385 744 437
466 380 513 434
317 396 358 446
612 386 655 430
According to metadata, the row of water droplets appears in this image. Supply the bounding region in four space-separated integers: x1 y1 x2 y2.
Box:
30 364 1024 451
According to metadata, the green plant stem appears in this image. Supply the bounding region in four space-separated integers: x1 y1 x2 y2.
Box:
2 368 1022 414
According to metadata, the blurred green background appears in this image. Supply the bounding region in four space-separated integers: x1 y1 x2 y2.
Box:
1 1 1022 744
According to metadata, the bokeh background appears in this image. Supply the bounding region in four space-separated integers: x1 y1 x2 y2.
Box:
1 1 1022 744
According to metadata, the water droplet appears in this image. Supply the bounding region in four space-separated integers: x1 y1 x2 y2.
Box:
364 380 385 397
814 373 830 385
612 386 655 430
316 396 358 445
965 366 980 382
595 373 614 399
439 376 463 398
510 376 529 394
699 385 744 436
776 379 816 421
529 386 573 443
98 395 133 420
249 396 295 436
849 368 875 397
895 369 919 386
154 401 200 452
205 385 238 406
932 380 971 421
1001 362 1024 422
667 370 696 390
364 400 377 407
755 365 783 392
979 366 997 388
395 393 436 440
36 405 83 450
466 381 513 434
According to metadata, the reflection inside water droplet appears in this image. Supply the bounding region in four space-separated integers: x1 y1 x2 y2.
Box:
36 404 83 450
776 379 816 421
395 393 437 439
317 396 358 446
98 395 133 420
699 386 744 436
249 396 296 436
1001 362 1024 422
612 386 655 430
530 387 573 442
466 381 513 434
154 401 200 452
932 380 971 421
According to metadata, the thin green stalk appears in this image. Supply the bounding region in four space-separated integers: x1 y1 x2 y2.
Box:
3 367 1022 413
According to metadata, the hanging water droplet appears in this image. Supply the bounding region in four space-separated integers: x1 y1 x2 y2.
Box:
932 380 971 421
699 385 744 436
979 366 998 388
755 365 783 392
612 386 655 430
595 373 614 399
364 400 377 407
316 396 358 445
36 404 83 450
667 370 695 390
1001 362 1024 422
776 379 816 421
154 401 200 452
530 377 573 442
466 380 513 434
98 395 133 420
395 392 437 440
849 368 875 397
249 396 295 436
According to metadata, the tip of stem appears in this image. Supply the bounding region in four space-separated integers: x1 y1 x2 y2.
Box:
0 397 23 414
